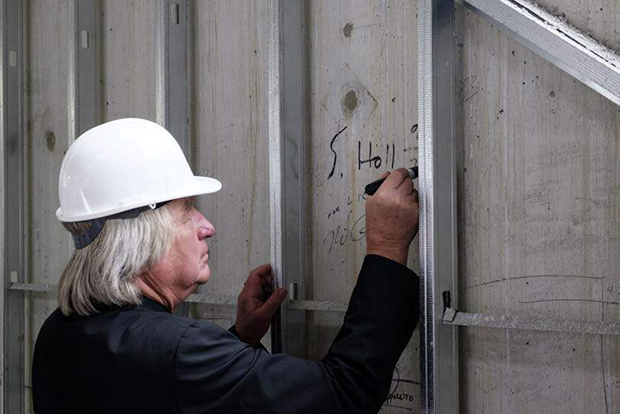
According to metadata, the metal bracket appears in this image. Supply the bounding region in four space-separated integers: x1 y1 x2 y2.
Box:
441 292 456 322
442 307 457 323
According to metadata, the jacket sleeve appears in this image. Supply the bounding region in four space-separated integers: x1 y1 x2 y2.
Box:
228 324 268 352
173 254 419 414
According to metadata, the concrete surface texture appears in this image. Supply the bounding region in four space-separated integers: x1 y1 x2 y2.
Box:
302 2 419 412
19 0 619 413
457 1 620 412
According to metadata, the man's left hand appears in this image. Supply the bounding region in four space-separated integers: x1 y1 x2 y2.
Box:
235 264 287 346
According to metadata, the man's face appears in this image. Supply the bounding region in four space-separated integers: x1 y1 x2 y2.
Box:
165 197 216 294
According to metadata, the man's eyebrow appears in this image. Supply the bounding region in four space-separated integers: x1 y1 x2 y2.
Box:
184 197 196 212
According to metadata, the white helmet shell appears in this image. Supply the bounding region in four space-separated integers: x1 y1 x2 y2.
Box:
57 118 221 222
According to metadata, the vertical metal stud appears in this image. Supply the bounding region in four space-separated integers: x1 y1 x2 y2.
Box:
155 1 191 170
67 0 76 145
166 1 190 157
158 0 192 317
155 2 166 129
268 0 284 354
418 0 459 413
280 0 306 358
75 0 101 137
268 0 307 357
155 0 190 157
3 0 25 412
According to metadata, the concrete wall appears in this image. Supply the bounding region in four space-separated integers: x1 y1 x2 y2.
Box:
23 1 419 412
457 1 620 412
302 2 419 412
18 0 619 413
301 1 420 411
25 2 75 409
190 0 271 335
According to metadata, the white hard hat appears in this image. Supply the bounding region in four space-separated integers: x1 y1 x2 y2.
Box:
57 118 221 223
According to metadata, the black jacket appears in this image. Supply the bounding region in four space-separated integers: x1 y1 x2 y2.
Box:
33 254 419 413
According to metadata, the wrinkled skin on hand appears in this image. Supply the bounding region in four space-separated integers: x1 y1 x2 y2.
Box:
235 264 287 346
365 168 420 265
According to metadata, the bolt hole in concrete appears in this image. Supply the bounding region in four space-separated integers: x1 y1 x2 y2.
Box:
342 89 358 115
343 22 353 37
46 132 56 152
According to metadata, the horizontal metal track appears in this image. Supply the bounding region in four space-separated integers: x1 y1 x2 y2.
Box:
442 308 620 336
287 300 347 312
458 0 620 105
9 283 347 312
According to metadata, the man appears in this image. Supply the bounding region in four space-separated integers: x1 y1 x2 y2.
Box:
33 118 419 413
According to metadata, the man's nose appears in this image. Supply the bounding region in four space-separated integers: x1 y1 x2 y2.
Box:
197 217 216 240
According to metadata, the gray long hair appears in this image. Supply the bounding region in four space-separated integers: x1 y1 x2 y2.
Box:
58 205 176 316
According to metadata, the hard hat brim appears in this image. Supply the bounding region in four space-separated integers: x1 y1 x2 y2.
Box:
56 176 222 222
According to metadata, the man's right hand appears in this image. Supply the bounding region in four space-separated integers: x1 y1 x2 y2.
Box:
365 168 419 265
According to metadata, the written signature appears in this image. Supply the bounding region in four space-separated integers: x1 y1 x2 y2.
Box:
323 209 366 254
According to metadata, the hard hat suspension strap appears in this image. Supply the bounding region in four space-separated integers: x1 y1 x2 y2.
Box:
72 201 171 250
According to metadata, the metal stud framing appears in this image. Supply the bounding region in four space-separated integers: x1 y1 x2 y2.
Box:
418 0 460 412
267 0 307 356
267 0 284 354
155 0 192 318
1 1 195 410
279 0 306 358
419 0 620 413
156 0 191 155
1 1 101 412
2 0 618 412
10 282 346 313
442 308 620 336
76 0 101 137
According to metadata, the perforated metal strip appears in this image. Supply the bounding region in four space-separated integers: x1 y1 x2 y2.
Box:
268 0 283 353
418 1 435 412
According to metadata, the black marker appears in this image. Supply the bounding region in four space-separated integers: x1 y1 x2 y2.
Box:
365 166 418 196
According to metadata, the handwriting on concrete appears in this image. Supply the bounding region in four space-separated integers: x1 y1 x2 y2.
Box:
323 209 366 254
382 366 419 412
327 124 418 180
457 75 481 103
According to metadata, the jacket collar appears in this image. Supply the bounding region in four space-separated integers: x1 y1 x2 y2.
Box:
141 297 172 313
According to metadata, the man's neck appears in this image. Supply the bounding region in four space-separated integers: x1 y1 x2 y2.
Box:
134 275 180 311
